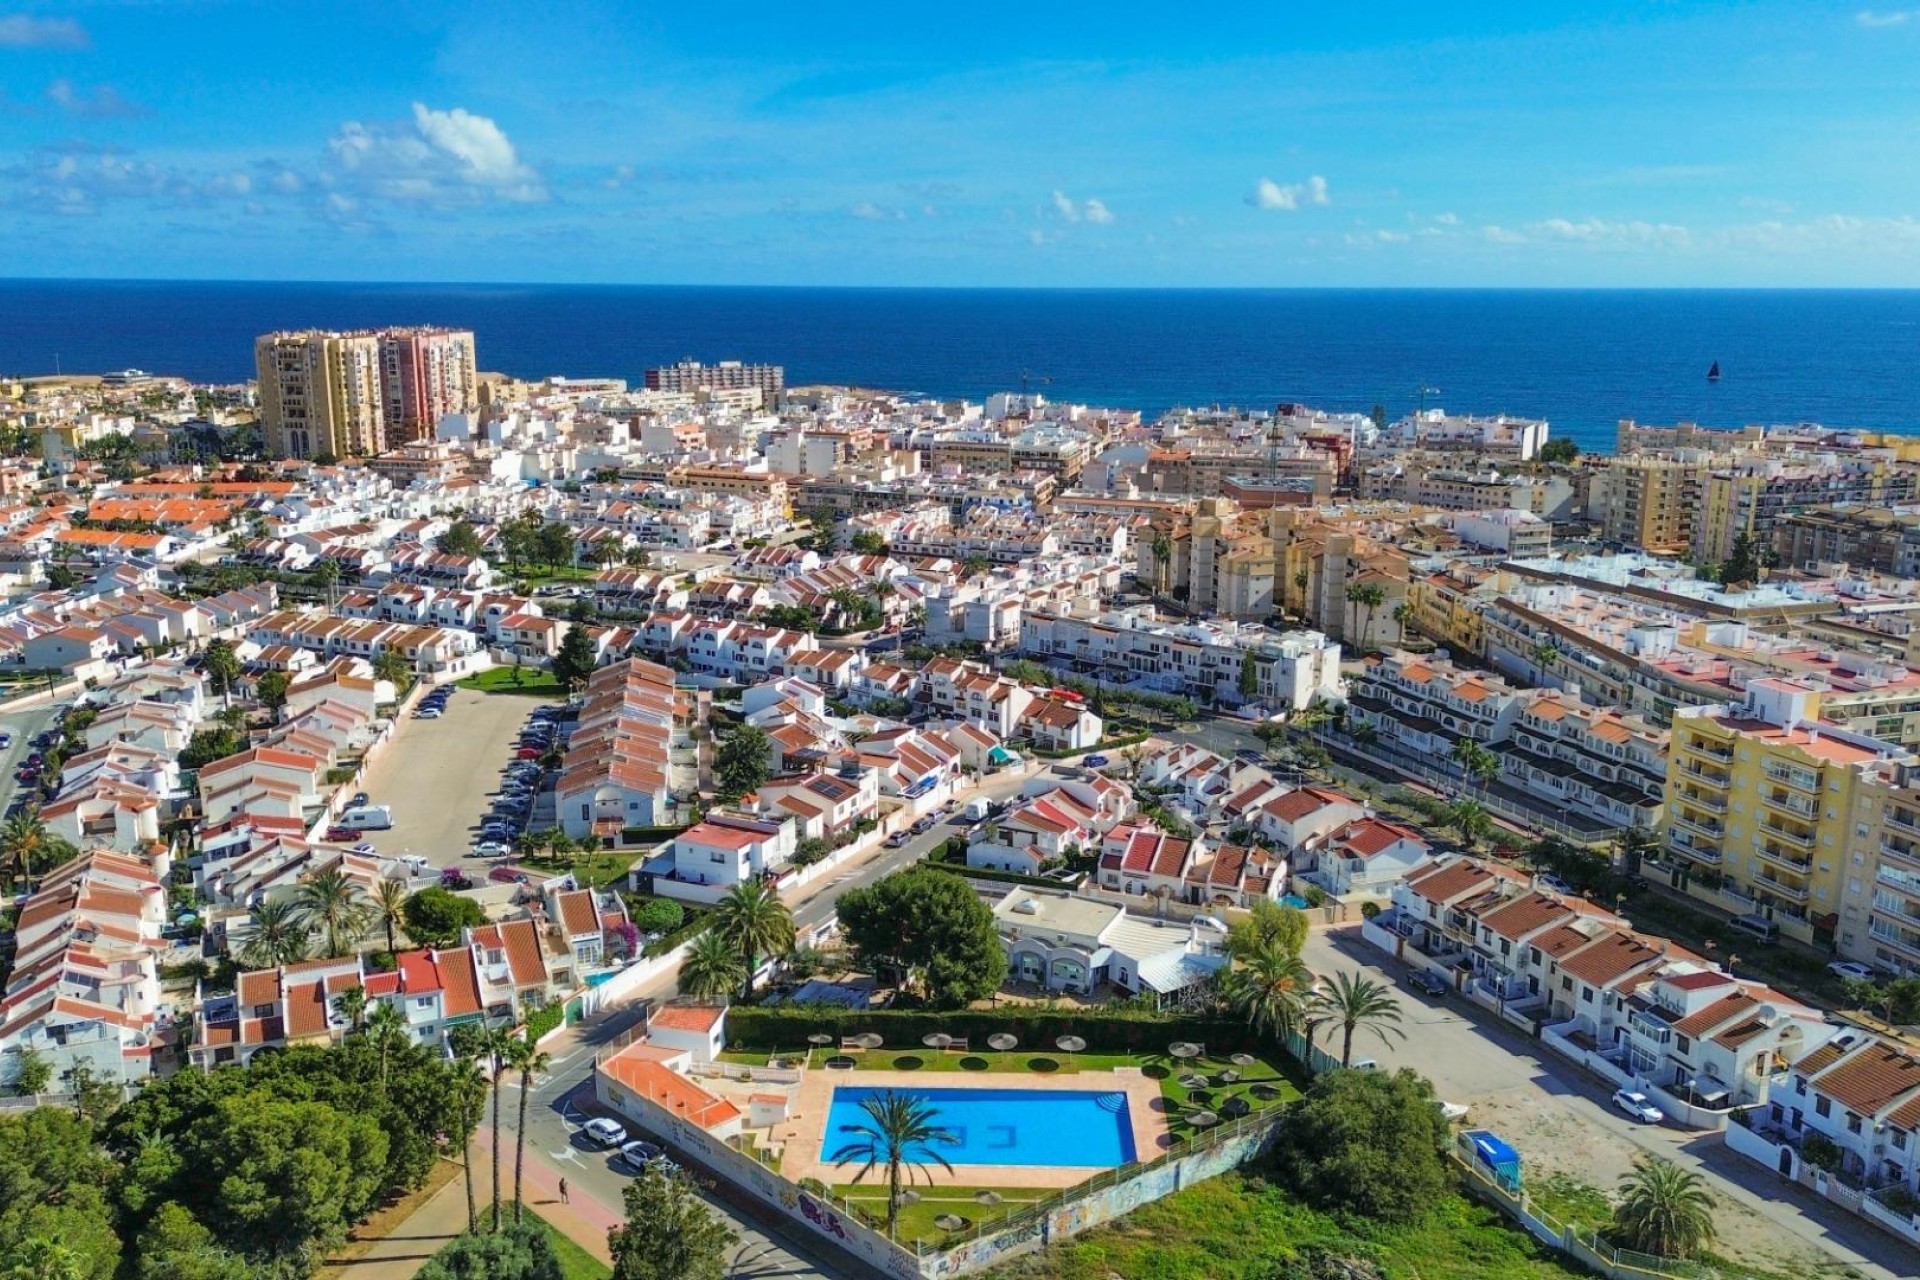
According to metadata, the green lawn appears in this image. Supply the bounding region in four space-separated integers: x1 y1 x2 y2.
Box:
458 667 569 696
984 1171 1590 1280
833 1184 1051 1244
526 1208 611 1280
521 849 636 889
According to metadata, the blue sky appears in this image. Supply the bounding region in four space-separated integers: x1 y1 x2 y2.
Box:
4 2 1920 285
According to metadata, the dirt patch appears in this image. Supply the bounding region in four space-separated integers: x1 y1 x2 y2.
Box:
322 1157 463 1271
1465 1092 1831 1278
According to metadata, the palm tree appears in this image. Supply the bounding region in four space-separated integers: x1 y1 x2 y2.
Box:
1392 600 1416 643
483 1027 511 1232
712 880 795 1003
1611 1156 1717 1259
1532 638 1559 678
448 1028 487 1235
505 1031 552 1225
1311 970 1407 1068
679 926 748 1001
0 808 49 893
366 999 406 1088
372 648 412 693
331 985 367 1034
829 1090 957 1238
1451 738 1500 794
371 877 409 956
1444 797 1493 851
1226 940 1314 1041
1345 580 1388 652
237 897 311 970
293 868 374 957
1150 529 1173 595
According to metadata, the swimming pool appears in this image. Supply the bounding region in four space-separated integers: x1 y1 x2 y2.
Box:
821 1086 1136 1168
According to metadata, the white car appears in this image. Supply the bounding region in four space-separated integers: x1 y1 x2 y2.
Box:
352 842 378 855
582 1117 627 1147
416 707 442 719
1612 1089 1664 1124
472 841 511 858
399 854 431 874
1828 960 1879 983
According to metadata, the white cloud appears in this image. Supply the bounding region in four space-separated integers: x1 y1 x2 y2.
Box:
1531 217 1692 248
849 200 905 221
1375 229 1409 243
0 16 88 49
1857 10 1918 27
1434 212 1459 225
46 80 146 119
1482 225 1528 244
1248 174 1330 211
326 102 546 206
1051 190 1114 224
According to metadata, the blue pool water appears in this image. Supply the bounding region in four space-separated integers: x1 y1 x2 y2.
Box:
1280 894 1311 909
822 1086 1136 1168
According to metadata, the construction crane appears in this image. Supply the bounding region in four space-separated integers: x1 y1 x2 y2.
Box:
1018 370 1052 397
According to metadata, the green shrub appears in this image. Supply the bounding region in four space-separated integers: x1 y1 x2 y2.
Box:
524 1001 566 1041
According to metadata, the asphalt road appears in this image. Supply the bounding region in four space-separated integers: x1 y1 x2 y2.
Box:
0 701 63 816
1302 925 1912 1280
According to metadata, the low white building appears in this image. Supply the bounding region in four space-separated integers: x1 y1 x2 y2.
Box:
669 815 795 890
992 886 1228 1003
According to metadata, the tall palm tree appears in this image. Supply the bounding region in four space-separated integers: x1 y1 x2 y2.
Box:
505 1031 552 1225
0 808 48 893
678 928 747 1001
237 897 310 970
1611 1156 1717 1259
483 1027 511 1232
1532 639 1560 678
1392 600 1416 643
1345 580 1387 652
293 868 374 958
371 877 409 956
1444 797 1493 851
1451 738 1500 795
1311 970 1407 1068
446 1037 486 1235
712 880 795 1003
366 999 406 1088
1150 529 1173 595
1226 940 1314 1041
829 1090 957 1238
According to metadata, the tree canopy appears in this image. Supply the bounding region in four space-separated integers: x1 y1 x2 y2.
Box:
436 520 486 559
608 1164 736 1280
418 1222 564 1280
1273 1067 1452 1224
1226 898 1309 962
714 723 772 801
836 868 1007 1009
552 621 599 691
404 886 488 948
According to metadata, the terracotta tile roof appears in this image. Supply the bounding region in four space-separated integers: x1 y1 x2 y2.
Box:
1557 931 1662 988
557 890 598 937
1672 992 1759 1039
651 1003 725 1034
1405 859 1500 906
599 1053 740 1131
1811 1040 1920 1117
1793 1041 1851 1079
1477 891 1575 942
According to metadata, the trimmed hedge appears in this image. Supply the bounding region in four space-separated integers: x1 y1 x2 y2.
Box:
725 1006 1269 1056
920 850 1061 890
524 1000 565 1041
642 905 714 959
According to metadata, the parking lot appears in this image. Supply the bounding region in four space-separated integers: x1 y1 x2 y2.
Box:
0 702 64 817
1303 925 1909 1280
353 686 558 870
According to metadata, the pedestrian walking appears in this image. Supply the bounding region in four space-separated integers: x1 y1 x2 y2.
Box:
558 1177 569 1204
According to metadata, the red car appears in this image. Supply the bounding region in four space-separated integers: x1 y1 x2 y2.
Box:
515 746 543 760
488 865 531 885
326 824 354 842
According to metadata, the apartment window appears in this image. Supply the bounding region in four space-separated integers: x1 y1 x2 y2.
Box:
1815 1096 1831 1118
1499 939 1512 957
1895 1129 1909 1151
1561 977 1573 992
1529 947 1542 966
1846 1112 1863 1135
1676 1035 1691 1056
414 996 434 1010
1580 988 1593 1004
253 1003 274 1018
1795 1077 1808 1096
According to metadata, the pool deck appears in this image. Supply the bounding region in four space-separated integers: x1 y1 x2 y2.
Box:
775 1066 1171 1190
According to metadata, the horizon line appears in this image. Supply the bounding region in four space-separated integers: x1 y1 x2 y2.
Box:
9 277 1920 294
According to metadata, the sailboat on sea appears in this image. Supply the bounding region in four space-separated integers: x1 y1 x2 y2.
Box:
1706 361 1721 382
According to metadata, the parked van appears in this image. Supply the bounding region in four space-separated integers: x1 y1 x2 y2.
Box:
1730 915 1779 944
338 805 394 831
963 797 991 821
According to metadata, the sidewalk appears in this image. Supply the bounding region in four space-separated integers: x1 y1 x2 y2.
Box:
324 1134 617 1280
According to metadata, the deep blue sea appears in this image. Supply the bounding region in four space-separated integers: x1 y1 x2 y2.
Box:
5 281 1920 455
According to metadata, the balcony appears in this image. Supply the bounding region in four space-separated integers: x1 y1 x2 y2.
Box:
1887 811 1920 840
1671 810 1726 839
1881 837 1920 870
1758 820 1814 850
1754 875 1810 903
1764 764 1822 793
1668 834 1722 865
1680 738 1735 763
1868 918 1920 959
1676 787 1727 813
1755 841 1813 873
1761 789 1817 819
1680 763 1730 786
